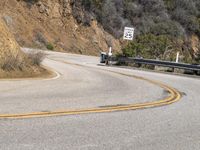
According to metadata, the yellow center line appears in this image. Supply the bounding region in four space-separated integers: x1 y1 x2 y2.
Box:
0 60 182 119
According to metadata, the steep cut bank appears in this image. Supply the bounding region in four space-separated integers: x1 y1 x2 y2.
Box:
0 17 49 78
0 0 121 55
0 18 22 64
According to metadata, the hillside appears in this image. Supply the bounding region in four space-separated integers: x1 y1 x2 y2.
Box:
79 0 200 62
0 0 121 56
0 18 22 65
0 0 200 63
0 17 49 78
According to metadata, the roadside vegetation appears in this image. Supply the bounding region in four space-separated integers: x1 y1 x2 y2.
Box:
46 43 54 51
1 51 45 71
27 51 46 66
73 0 200 63
0 51 50 78
0 16 51 79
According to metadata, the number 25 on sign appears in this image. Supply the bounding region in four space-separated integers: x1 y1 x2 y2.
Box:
123 27 135 41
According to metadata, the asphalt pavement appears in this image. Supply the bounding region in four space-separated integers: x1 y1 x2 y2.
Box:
0 48 199 150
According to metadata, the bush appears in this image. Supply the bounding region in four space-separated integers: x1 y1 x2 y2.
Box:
171 8 199 33
196 53 200 62
124 2 143 19
34 31 47 45
81 0 103 11
122 34 173 59
46 43 54 50
150 20 185 37
139 0 166 15
77 0 200 38
0 51 46 71
100 0 124 38
1 54 25 71
28 51 46 66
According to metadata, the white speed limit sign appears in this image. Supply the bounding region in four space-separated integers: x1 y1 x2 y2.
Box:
123 27 134 41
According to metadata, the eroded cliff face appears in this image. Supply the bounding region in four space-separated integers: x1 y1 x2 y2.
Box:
0 0 121 55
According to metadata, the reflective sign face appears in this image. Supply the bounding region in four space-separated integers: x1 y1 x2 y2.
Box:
123 27 134 41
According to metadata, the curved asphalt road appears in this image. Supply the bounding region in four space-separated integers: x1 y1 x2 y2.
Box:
0 48 200 149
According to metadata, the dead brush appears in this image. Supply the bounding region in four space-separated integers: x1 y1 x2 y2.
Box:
27 51 46 66
0 54 25 71
0 51 46 71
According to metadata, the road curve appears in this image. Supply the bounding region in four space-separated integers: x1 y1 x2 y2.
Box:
0 49 199 150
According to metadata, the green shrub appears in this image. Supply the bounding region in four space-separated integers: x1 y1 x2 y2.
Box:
46 43 54 50
122 34 173 59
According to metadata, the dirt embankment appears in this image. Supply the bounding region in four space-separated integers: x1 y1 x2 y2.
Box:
0 0 121 55
0 17 50 78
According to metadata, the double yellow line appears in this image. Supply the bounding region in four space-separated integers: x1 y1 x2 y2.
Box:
0 61 181 119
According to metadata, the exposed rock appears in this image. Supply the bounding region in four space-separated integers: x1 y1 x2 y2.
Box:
60 0 72 17
0 0 121 55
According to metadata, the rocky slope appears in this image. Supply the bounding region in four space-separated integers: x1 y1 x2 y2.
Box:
0 18 22 64
0 17 25 71
0 17 49 78
0 0 121 55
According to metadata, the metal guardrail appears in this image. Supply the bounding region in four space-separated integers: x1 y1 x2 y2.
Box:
113 57 200 72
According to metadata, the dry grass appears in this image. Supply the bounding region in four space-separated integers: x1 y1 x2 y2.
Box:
0 51 52 79
27 51 46 66
0 66 53 79
1 51 45 70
